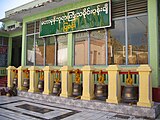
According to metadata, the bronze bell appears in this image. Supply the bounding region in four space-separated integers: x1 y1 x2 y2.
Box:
38 80 44 92
23 78 30 89
38 71 44 92
13 78 18 86
95 84 106 99
95 70 107 100
72 69 82 97
53 82 61 95
122 85 137 103
72 83 82 97
122 71 137 103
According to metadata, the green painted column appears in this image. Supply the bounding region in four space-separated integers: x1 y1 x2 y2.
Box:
148 0 159 87
67 33 74 66
7 37 12 66
21 22 27 66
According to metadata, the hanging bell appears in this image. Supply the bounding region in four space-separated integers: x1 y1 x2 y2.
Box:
23 78 30 89
95 70 107 100
72 69 82 97
53 82 61 95
95 84 107 99
13 78 18 86
122 85 137 103
38 80 44 92
122 71 138 103
72 83 82 97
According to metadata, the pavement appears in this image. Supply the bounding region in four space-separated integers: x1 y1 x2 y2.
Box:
0 96 159 120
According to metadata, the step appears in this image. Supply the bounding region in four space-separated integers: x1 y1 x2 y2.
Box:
18 91 160 119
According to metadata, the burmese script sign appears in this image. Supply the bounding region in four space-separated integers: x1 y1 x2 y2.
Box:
40 2 111 37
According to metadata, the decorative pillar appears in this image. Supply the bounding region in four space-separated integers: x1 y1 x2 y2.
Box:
6 66 16 88
137 65 153 107
106 65 121 104
43 66 54 95
17 66 27 91
28 66 40 93
81 66 95 100
60 66 73 97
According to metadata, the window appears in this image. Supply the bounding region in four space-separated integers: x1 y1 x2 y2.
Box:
73 0 148 66
46 36 56 66
74 31 88 65
127 16 148 64
26 35 34 66
26 21 68 66
7 25 15 31
108 20 125 65
0 37 8 67
35 35 44 66
110 0 148 65
57 35 68 66
90 29 106 65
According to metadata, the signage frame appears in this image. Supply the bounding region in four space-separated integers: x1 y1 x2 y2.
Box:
39 1 111 38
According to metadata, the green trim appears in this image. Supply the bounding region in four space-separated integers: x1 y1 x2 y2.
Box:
21 22 27 66
67 33 73 66
0 33 9 37
9 30 22 37
7 37 12 66
23 0 107 23
148 0 159 87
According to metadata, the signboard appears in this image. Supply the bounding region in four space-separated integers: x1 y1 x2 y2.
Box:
40 1 111 37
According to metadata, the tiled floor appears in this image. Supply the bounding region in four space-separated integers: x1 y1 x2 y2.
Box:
0 96 158 120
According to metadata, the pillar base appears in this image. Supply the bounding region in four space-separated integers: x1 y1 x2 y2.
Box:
43 91 52 95
81 95 95 100
106 98 121 104
137 101 154 107
18 86 27 91
28 89 39 93
60 93 71 98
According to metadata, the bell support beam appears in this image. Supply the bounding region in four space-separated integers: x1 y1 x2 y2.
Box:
137 65 154 107
28 66 40 93
43 66 54 95
106 65 121 104
60 66 73 98
81 66 95 100
17 66 28 91
6 66 17 88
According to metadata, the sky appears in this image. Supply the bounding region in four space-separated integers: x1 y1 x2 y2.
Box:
0 0 34 26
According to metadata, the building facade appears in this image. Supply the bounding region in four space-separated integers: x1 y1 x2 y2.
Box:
0 0 159 95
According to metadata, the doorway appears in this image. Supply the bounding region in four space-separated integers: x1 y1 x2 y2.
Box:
11 36 22 67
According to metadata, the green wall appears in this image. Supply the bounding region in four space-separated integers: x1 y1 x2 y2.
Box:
148 0 159 87
20 0 160 87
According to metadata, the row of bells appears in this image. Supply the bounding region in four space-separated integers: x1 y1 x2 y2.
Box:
22 78 137 102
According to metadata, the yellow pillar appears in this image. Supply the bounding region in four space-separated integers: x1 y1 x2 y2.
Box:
6 66 17 88
137 65 154 107
17 66 28 91
60 66 73 98
28 66 40 93
43 66 54 95
81 66 95 100
106 65 121 104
